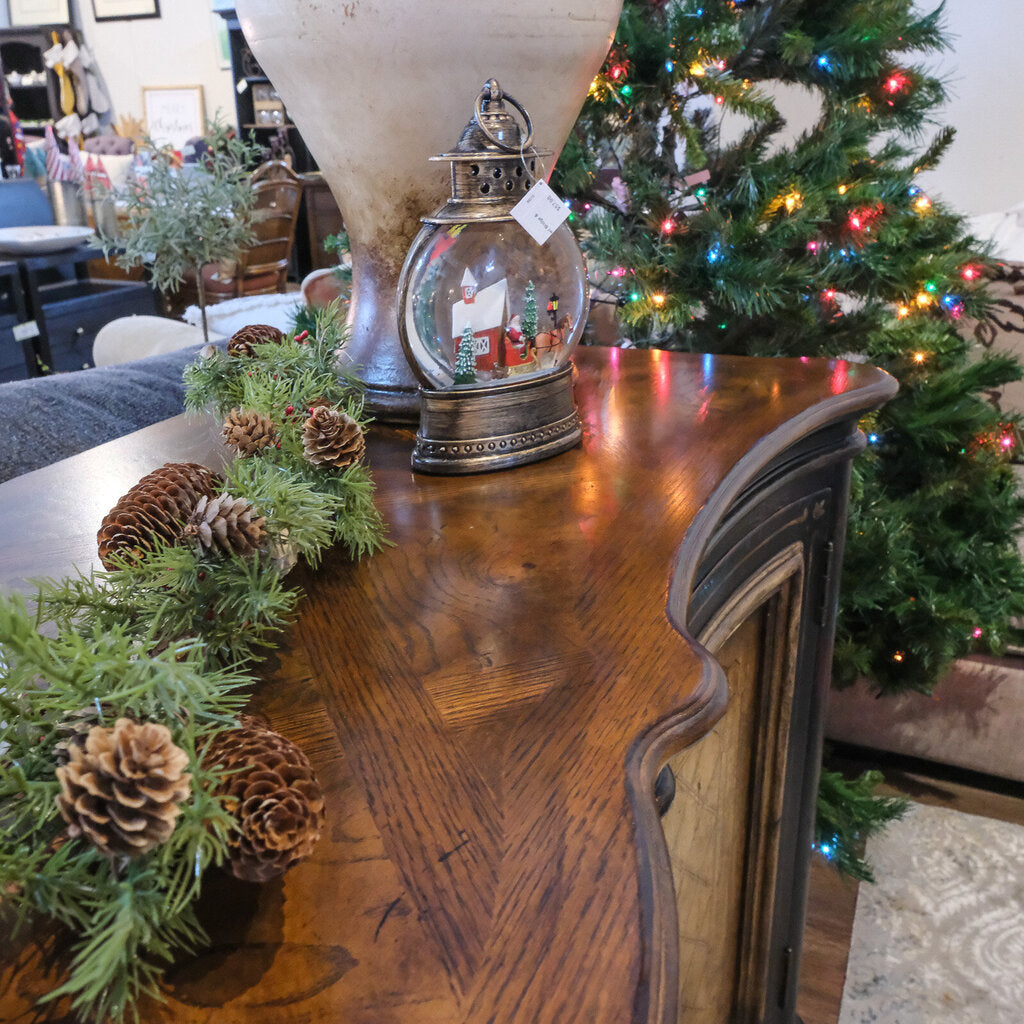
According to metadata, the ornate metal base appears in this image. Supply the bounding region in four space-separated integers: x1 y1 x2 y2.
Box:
411 364 581 474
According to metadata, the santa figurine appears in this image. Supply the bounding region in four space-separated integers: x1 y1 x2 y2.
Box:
505 313 523 344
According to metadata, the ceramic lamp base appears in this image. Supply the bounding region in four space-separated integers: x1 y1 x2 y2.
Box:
411 364 581 474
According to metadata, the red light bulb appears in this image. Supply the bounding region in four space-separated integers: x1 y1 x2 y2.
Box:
884 72 909 94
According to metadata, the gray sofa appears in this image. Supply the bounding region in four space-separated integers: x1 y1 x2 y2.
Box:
0 342 207 483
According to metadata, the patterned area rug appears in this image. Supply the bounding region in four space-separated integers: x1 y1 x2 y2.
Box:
840 802 1024 1024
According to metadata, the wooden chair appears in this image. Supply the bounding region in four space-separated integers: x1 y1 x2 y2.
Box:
202 160 302 302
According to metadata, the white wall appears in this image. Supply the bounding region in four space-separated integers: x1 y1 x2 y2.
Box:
70 0 235 133
920 0 1024 216
0 0 234 134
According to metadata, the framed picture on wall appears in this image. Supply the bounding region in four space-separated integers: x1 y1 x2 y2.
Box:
92 0 161 21
9 0 70 25
142 85 205 151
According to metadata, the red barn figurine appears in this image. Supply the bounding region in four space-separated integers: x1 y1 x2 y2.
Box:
451 269 536 377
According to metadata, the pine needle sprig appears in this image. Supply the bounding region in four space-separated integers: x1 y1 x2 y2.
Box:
816 768 908 881
2 700 236 1024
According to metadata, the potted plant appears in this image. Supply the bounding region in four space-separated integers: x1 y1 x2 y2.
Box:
102 121 263 342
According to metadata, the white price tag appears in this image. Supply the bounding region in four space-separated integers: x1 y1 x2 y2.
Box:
511 180 571 245
236 78 248 95
13 321 39 342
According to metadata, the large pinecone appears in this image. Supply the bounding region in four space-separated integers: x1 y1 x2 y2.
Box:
227 323 285 358
223 408 278 456
98 462 222 568
301 406 366 469
183 493 267 557
203 715 325 882
56 718 191 859
53 704 115 766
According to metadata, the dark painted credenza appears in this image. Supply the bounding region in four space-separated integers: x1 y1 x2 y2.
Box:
0 347 895 1024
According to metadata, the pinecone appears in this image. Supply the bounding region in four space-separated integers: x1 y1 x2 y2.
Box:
203 715 325 882
53 704 115 766
223 408 278 456
183 494 267 558
227 323 285 358
98 463 223 569
301 406 366 469
56 718 191 859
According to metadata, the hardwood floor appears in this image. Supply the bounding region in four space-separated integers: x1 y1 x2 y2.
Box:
796 743 1024 1024
797 857 860 1024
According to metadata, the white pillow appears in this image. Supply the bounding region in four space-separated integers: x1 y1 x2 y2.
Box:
92 315 211 367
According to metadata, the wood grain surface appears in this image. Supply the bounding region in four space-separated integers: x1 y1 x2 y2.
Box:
0 347 895 1024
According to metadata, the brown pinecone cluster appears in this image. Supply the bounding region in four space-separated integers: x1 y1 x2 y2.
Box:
302 405 366 469
98 463 268 568
227 323 285 358
203 715 325 882
223 408 278 456
97 462 222 568
56 718 191 859
183 494 267 557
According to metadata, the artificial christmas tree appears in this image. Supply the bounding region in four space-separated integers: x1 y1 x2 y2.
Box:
554 0 1024 872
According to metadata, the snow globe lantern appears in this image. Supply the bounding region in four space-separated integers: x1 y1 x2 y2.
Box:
398 79 587 474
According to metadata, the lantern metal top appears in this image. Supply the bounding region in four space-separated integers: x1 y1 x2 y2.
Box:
423 78 551 225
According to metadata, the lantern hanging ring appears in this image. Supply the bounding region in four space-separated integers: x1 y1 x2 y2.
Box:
474 79 534 151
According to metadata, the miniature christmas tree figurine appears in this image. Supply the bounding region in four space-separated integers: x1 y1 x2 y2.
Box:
522 280 538 342
454 323 478 384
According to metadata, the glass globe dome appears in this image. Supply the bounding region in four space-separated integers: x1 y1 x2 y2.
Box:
398 78 585 475
399 218 587 390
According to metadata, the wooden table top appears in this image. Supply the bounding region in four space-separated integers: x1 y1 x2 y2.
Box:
0 347 895 1024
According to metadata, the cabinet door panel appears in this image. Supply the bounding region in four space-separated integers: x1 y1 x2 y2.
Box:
663 545 804 1023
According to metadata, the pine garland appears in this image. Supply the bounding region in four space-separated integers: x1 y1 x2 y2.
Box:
0 307 386 1022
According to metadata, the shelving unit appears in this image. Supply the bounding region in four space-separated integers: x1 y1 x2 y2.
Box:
0 26 68 141
217 9 316 173
216 5 345 276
